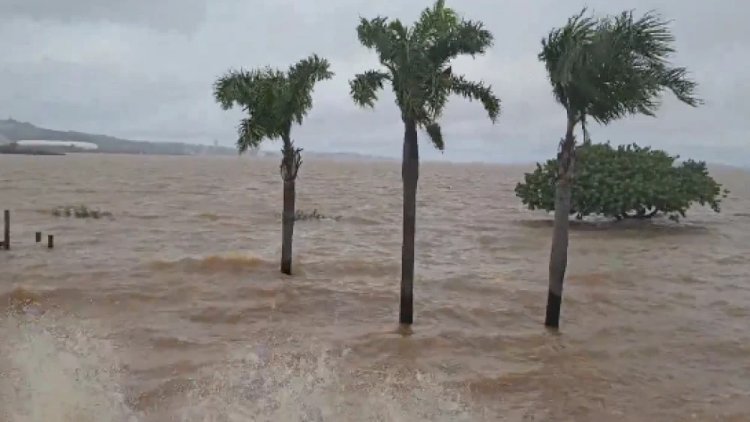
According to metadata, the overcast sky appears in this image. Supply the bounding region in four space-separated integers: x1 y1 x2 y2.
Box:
0 0 747 164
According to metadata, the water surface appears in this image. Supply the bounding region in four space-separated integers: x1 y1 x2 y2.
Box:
1 154 748 421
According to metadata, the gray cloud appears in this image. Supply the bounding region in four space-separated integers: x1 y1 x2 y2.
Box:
0 0 209 32
0 0 748 165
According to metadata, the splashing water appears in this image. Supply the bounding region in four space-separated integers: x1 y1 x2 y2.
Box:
0 315 139 422
176 348 479 422
0 314 484 422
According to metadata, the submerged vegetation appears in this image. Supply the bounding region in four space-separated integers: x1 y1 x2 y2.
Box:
515 142 728 222
278 209 342 222
51 205 113 220
204 1 713 329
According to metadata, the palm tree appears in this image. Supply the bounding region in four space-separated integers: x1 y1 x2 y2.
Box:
540 9 700 328
350 0 501 325
214 55 333 275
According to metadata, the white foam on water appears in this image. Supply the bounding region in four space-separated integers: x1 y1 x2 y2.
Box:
177 347 480 422
0 315 485 421
0 315 140 422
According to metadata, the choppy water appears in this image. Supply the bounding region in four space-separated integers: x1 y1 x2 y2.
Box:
1 154 749 421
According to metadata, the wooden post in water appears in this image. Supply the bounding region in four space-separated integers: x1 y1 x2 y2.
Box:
47 234 54 249
3 210 9 250
36 231 42 243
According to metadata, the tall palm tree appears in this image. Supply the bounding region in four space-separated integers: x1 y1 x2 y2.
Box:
540 9 700 328
350 0 501 325
214 55 333 275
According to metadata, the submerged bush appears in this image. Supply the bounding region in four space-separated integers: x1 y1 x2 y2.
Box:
277 209 341 222
515 142 729 221
51 205 113 219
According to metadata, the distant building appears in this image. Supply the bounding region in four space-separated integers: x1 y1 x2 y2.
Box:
11 140 99 153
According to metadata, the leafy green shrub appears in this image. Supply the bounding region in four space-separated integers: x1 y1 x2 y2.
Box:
515 142 729 221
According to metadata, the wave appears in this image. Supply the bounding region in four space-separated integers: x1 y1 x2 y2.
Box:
148 253 270 274
0 315 139 422
302 258 399 278
163 345 483 421
0 286 84 316
1 287 43 315
0 315 487 421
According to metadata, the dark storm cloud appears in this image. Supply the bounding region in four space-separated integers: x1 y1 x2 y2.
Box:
0 0 748 164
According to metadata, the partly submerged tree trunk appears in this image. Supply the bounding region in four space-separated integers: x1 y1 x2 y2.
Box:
280 136 302 275
400 118 419 325
545 116 577 329
281 179 295 275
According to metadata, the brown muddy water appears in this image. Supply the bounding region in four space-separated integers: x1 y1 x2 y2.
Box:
0 154 748 421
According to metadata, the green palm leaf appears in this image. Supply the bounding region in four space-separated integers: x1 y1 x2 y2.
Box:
350 0 500 150
213 55 333 150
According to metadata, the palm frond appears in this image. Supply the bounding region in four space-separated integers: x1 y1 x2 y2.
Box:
659 66 701 106
213 67 284 112
215 55 331 153
450 75 501 122
352 0 500 152
419 66 451 118
612 10 701 107
287 54 334 85
413 0 493 63
213 69 256 110
357 16 389 50
539 8 597 112
540 8 700 124
413 0 455 41
350 70 390 108
430 21 494 63
424 121 444 151
285 55 334 124
357 17 406 65
236 118 265 153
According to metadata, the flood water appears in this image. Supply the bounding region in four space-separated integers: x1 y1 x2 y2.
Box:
1 154 748 421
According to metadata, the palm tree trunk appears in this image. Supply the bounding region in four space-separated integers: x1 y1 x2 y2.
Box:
400 118 419 325
281 178 295 275
545 117 576 329
280 136 300 275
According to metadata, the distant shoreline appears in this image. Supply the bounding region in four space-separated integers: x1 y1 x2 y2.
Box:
0 146 65 156
1 150 745 173
0 118 237 157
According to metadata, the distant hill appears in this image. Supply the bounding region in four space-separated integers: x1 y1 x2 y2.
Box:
0 118 236 156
